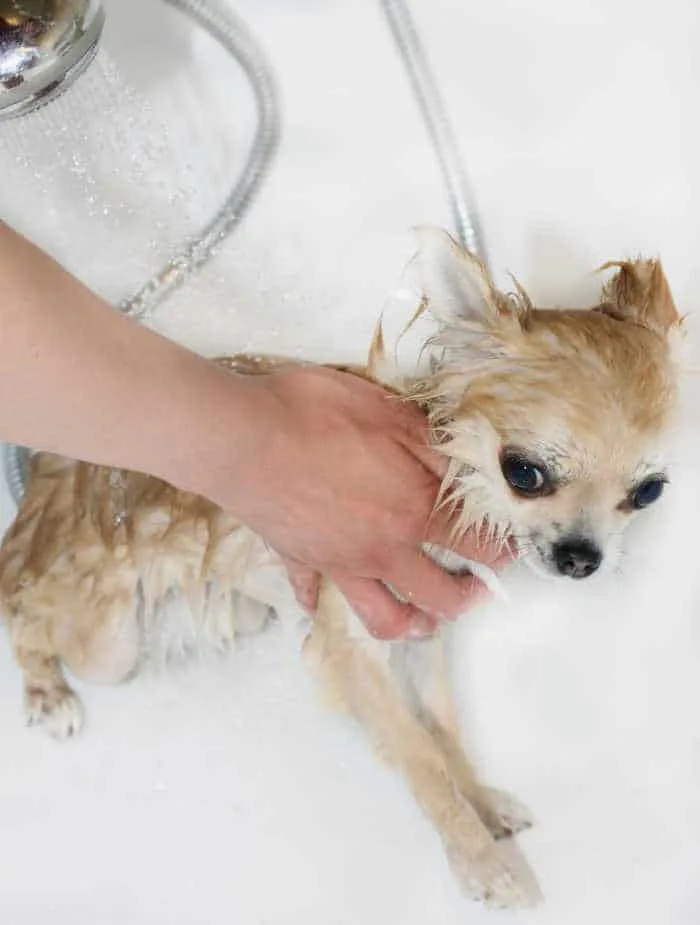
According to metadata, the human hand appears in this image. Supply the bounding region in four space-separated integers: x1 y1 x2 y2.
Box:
0 221 501 622
214 365 513 639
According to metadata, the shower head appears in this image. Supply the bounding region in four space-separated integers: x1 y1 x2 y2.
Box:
0 0 105 120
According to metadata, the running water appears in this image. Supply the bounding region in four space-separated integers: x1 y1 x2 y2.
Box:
0 48 203 308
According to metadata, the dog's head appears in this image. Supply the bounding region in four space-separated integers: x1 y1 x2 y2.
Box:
412 227 683 580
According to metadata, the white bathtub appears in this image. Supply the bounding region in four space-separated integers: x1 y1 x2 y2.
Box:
0 0 698 922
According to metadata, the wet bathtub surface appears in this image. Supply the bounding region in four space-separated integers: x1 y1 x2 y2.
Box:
0 0 699 922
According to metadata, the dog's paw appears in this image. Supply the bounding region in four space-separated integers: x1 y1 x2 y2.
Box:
25 685 84 739
450 843 537 910
475 786 534 840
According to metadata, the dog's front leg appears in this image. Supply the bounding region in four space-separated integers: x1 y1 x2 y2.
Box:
302 581 534 909
389 635 533 841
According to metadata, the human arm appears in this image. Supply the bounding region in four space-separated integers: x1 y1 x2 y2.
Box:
0 221 511 637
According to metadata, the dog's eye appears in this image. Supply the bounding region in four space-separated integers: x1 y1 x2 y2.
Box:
500 453 549 497
630 477 666 510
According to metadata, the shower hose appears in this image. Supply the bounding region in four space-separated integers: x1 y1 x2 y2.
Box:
3 0 484 504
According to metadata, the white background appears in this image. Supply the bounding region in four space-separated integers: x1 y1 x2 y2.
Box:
0 0 698 922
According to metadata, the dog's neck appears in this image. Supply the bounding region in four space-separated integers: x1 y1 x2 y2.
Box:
361 339 512 551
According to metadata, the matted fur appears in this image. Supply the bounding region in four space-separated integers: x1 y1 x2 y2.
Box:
0 229 683 909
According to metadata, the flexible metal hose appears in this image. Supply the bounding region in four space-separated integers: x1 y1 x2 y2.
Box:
4 0 281 504
119 0 280 320
379 0 488 263
5 0 487 505
4 439 29 506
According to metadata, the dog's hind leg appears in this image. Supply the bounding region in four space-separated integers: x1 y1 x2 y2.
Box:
303 581 536 910
8 614 84 739
3 559 141 739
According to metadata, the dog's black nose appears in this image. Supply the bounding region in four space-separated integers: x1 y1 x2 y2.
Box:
553 540 602 579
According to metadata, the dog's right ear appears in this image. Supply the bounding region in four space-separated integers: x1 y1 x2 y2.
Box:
410 226 526 334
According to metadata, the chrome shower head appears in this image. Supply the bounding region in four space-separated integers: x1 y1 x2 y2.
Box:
0 0 105 121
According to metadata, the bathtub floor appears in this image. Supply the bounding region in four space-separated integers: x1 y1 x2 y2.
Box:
0 0 699 922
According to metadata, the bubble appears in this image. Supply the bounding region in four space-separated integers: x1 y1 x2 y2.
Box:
0 48 203 307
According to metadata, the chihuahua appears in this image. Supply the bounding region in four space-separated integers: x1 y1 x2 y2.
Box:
0 228 683 908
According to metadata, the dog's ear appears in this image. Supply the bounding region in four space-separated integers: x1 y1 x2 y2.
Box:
411 226 526 333
599 258 681 335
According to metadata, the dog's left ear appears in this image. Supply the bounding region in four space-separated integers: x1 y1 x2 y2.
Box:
599 258 681 335
410 226 525 334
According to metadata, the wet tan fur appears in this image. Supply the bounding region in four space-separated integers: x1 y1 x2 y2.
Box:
0 232 683 909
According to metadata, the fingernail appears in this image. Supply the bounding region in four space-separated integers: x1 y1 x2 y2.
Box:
405 614 438 639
